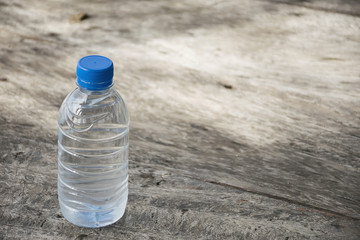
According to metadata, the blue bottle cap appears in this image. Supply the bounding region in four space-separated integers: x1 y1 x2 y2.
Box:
76 55 114 90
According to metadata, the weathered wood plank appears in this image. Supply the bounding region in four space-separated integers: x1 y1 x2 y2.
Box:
1 0 360 239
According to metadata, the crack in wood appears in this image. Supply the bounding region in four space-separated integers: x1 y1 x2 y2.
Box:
196 177 359 221
269 0 360 17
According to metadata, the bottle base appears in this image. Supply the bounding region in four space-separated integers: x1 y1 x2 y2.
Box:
59 198 127 228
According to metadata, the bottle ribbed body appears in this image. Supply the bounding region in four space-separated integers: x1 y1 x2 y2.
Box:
57 87 129 228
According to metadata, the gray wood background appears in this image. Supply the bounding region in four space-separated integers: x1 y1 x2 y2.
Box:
1 0 360 239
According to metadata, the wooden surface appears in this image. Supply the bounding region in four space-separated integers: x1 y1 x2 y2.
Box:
1 0 360 239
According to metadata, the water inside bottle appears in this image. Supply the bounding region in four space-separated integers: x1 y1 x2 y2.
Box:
58 88 129 228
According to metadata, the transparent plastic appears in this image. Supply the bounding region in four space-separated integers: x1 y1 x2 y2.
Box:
58 86 129 228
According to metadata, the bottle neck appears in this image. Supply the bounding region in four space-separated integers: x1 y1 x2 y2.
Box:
78 86 113 95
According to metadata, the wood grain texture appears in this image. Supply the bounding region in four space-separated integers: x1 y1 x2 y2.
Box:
0 0 360 239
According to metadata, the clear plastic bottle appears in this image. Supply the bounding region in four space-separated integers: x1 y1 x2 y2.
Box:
57 55 129 228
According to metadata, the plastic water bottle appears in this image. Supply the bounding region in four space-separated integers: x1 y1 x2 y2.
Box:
57 55 129 228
